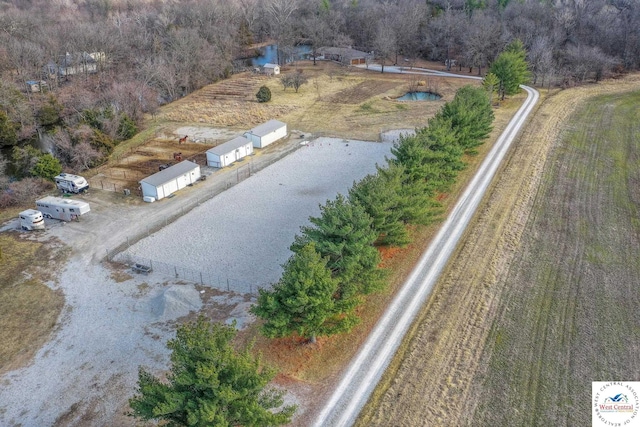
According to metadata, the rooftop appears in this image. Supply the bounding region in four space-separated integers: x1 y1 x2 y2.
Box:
140 160 200 187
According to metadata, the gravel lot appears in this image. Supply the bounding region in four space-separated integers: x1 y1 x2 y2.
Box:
122 137 393 293
0 135 393 426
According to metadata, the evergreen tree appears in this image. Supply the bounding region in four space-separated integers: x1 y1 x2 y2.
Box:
292 194 384 301
256 85 271 103
490 39 532 99
30 153 62 180
482 72 500 104
0 110 18 147
251 243 358 343
129 316 296 427
416 115 466 190
439 85 494 152
348 167 410 247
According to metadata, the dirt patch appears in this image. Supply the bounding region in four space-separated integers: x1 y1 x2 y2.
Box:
356 75 640 426
328 79 401 104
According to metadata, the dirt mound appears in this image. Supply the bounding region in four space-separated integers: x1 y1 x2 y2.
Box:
151 285 202 321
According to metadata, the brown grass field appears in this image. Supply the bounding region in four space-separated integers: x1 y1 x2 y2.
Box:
355 75 640 426
0 234 66 375
86 61 472 194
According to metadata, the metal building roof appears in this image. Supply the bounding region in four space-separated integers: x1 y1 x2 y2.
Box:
246 119 286 137
207 136 252 156
140 160 199 187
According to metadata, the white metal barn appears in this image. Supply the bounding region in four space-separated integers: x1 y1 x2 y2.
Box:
243 119 287 149
262 63 280 75
206 136 253 168
139 160 201 201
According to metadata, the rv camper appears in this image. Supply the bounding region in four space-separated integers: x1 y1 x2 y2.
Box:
35 196 90 222
19 209 45 231
54 173 89 194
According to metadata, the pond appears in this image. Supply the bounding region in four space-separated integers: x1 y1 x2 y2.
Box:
397 92 442 101
251 44 312 66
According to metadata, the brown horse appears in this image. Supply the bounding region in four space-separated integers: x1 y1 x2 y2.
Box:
178 135 188 144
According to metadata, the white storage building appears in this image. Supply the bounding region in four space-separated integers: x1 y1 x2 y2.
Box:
244 119 287 149
139 160 201 201
206 136 253 168
262 63 280 75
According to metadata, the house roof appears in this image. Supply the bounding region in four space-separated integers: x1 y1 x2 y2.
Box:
207 136 252 156
245 119 287 137
140 160 199 187
263 63 279 68
319 47 369 59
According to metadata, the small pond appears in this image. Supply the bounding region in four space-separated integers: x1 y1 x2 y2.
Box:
397 92 442 101
251 44 312 66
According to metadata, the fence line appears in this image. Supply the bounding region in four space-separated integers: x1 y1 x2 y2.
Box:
115 252 262 295
105 145 301 293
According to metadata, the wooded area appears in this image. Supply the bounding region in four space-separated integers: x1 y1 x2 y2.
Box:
0 0 637 198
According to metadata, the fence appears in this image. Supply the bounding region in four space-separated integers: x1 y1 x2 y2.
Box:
116 253 262 295
105 142 301 294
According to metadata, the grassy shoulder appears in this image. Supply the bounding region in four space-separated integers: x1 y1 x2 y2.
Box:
0 233 66 375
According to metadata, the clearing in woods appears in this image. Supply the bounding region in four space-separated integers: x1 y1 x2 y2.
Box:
356 75 640 426
86 61 468 193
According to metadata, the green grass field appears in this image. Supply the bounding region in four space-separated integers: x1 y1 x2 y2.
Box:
471 90 640 426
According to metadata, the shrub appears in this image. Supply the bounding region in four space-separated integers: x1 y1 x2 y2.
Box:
256 85 271 103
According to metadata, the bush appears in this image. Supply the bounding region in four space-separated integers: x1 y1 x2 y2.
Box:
256 85 271 103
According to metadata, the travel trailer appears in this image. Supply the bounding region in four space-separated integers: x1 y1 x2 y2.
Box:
54 173 89 194
19 209 45 231
35 196 90 222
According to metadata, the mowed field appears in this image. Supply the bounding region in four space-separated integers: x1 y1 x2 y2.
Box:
357 75 640 426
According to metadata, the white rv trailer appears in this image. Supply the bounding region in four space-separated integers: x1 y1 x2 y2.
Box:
19 209 45 230
35 196 90 222
54 173 89 194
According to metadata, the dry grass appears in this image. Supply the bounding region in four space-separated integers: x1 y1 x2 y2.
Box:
355 74 640 426
0 233 65 375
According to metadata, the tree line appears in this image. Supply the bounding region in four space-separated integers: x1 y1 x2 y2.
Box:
0 0 635 182
251 83 495 344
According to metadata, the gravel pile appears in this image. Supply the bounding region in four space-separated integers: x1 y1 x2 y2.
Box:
151 284 203 321
123 137 393 293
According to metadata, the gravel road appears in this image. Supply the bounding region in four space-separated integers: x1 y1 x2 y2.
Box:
312 84 540 427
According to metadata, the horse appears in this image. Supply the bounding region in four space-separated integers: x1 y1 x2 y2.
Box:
178 135 188 144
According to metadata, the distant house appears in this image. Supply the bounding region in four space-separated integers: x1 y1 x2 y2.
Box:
139 160 201 201
319 47 370 65
25 80 48 93
244 120 287 149
206 136 253 168
262 63 280 75
45 52 104 78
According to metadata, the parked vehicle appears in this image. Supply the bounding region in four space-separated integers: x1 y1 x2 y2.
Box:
19 209 45 230
54 173 89 194
35 196 90 222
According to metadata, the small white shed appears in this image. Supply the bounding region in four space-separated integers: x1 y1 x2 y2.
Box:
244 119 287 149
263 63 280 75
139 160 201 201
206 136 253 168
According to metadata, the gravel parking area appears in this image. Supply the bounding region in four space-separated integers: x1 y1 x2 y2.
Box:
122 137 393 293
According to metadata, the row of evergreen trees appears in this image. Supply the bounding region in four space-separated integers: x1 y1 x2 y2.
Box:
251 84 495 344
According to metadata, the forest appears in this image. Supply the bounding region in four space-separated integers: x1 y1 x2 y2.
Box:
0 0 638 207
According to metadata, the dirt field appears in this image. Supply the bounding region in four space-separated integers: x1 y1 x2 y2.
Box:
356 76 640 426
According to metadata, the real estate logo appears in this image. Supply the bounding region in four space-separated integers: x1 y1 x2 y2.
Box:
593 382 640 426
